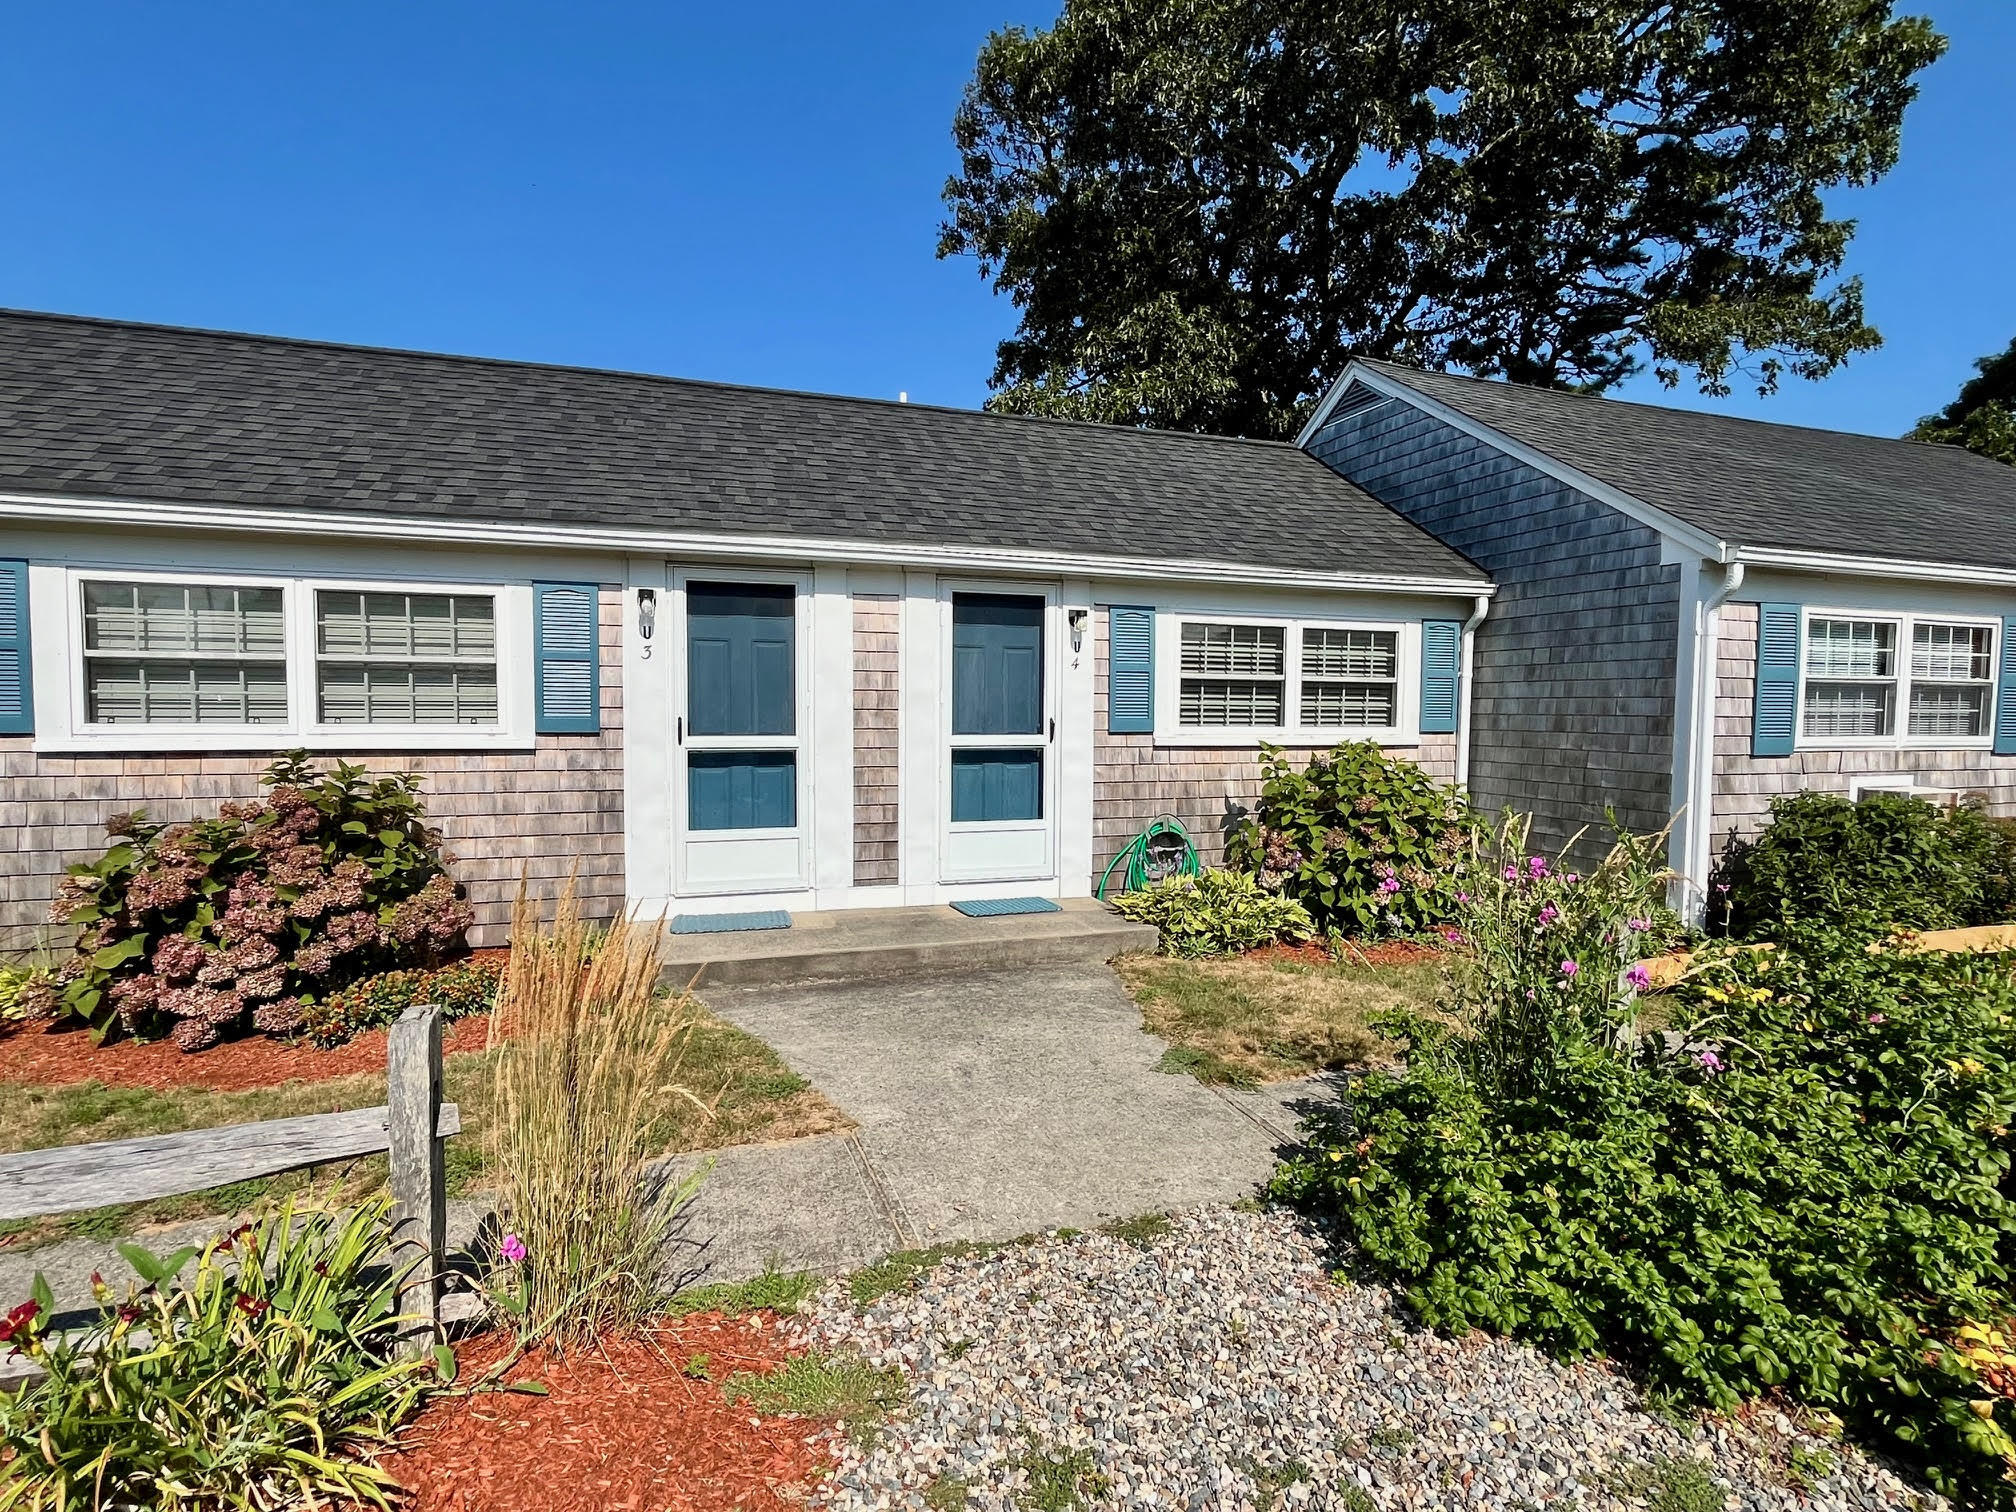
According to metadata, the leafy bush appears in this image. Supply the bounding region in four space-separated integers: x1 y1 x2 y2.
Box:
299 955 504 1048
46 751 473 1051
1110 868 1315 957
1276 838 2016 1505
1225 741 1473 937
0 1195 436 1509
0 962 56 1026
1709 789 2016 940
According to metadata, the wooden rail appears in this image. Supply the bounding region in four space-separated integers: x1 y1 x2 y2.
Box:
0 1004 457 1349
1637 920 2016 991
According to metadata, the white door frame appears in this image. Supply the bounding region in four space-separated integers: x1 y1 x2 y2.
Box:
936 577 1061 885
670 564 815 897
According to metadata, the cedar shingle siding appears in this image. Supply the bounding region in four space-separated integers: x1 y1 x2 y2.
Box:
1307 396 1682 857
0 586 625 954
852 592 901 886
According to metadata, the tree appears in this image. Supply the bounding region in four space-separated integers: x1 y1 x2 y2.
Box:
942 0 1945 438
1907 338 2016 465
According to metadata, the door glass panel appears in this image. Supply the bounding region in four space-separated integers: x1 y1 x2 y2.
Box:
952 594 1043 735
688 751 797 831
687 582 795 736
950 749 1043 823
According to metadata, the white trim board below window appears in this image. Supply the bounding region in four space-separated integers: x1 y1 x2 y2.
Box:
31 564 537 752
1151 610 1421 746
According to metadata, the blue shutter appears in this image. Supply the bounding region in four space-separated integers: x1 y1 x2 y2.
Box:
1418 619 1460 735
1752 602 1801 757
533 582 600 734
0 560 30 736
1108 605 1154 733
1996 615 2016 757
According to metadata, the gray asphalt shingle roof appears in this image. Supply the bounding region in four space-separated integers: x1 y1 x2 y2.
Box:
0 310 1484 584
1358 360 2016 571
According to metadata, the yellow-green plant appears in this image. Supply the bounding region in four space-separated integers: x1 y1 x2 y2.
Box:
0 1194 434 1511
486 879 710 1349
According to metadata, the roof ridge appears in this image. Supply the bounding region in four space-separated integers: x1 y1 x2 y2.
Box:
0 306 1307 454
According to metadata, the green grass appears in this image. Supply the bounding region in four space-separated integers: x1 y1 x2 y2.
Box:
1009 1432 1110 1511
847 1240 1002 1309
1099 1211 1174 1248
722 1350 905 1447
922 1473 972 1510
1605 1456 1724 1512
1116 949 1442 1085
666 1266 822 1317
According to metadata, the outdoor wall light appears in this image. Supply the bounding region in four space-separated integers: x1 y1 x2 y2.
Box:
637 588 657 641
1068 608 1088 652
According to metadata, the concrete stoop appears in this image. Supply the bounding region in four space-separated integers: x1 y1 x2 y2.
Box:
659 898 1157 988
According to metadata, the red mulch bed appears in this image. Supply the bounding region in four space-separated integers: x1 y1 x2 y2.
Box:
383 1314 839 1512
1249 939 1444 969
0 1014 494 1094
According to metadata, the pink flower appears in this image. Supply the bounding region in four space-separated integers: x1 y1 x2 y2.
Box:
1867 1013 1887 1025
1527 856 1550 878
1697 1049 1726 1075
500 1233 527 1264
1442 928 1465 945
1565 874 1580 885
1624 963 1652 991
1627 917 1652 934
1378 876 1402 896
1537 904 1559 926
1455 891 1469 904
1558 959 1579 978
1503 866 1520 882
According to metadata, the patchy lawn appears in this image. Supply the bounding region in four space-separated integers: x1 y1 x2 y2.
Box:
1115 945 1444 1087
0 1002 848 1251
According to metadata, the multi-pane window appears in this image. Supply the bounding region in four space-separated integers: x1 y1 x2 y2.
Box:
1800 613 1997 745
316 591 499 725
1175 619 1405 732
82 581 288 724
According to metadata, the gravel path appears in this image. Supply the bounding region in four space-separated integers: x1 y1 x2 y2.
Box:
802 1206 1937 1512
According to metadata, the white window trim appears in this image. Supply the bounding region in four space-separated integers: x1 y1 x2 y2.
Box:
38 565 535 752
1795 606 1999 752
1152 610 1420 747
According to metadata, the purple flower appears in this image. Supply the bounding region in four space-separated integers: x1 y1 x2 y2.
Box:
1559 959 1579 978
1527 856 1550 878
1455 891 1470 904
1697 1049 1726 1075
1565 874 1580 886
1867 1013 1887 1025
1442 928 1465 945
499 1233 527 1264
1627 917 1652 934
1378 875 1402 896
1537 904 1560 926
1503 865 1520 882
1715 882 1730 895
1624 963 1652 991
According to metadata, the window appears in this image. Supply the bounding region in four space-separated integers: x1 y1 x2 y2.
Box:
316 591 498 725
1799 611 1998 747
81 581 288 724
1169 615 1409 738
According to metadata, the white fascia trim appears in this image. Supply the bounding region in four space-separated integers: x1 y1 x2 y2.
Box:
1730 545 2016 590
1295 363 1729 562
0 490 1495 600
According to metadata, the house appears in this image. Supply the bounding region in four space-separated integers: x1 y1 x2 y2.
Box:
0 311 1492 950
1300 360 2016 912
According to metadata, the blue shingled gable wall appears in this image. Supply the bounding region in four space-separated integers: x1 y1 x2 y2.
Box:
1306 390 1684 858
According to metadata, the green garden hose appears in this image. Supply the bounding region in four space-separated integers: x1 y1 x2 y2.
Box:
1096 815 1201 899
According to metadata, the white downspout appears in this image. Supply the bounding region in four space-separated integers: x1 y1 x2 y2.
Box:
1454 594 1490 791
1684 560 1745 916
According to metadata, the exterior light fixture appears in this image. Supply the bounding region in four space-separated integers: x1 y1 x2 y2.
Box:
1068 608 1089 652
637 588 657 641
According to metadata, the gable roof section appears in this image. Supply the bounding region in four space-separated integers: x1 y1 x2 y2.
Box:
0 310 1485 587
1333 359 2016 573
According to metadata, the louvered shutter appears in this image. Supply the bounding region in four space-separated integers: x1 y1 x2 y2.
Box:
1418 620 1460 735
533 583 600 734
1107 606 1154 733
0 560 31 736
1751 603 1801 757
1996 615 2016 757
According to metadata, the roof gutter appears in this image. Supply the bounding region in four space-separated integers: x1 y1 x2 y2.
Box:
0 491 1496 599
1454 594 1490 791
1680 561 1745 920
1729 544 2016 588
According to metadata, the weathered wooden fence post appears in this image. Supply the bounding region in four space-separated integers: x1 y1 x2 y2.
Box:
387 1004 447 1357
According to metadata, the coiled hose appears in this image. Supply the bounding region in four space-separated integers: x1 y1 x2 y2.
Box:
1096 815 1200 899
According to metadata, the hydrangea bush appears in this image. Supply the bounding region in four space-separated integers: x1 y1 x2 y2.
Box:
1225 741 1474 938
47 752 472 1050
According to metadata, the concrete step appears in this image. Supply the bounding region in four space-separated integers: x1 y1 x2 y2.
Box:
660 899 1158 988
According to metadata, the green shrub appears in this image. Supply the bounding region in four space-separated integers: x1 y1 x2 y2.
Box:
0 1194 436 1509
1709 789 2016 940
1275 896 2016 1505
1111 869 1315 957
46 751 473 1051
1224 741 1473 938
299 955 504 1048
0 961 57 1026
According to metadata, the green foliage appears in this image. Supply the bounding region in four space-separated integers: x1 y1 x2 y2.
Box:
1274 902 2016 1505
1709 790 2016 939
942 0 1942 436
722 1350 904 1446
1605 1457 1725 1512
1008 1431 1111 1511
299 955 503 1047
46 751 472 1050
1111 868 1315 957
1910 336 2016 466
1098 1211 1174 1248
666 1267 821 1318
1225 742 1473 938
0 962 56 1025
848 1241 1001 1310
0 1195 435 1510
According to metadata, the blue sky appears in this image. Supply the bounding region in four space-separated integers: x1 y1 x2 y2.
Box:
4 1 2008 439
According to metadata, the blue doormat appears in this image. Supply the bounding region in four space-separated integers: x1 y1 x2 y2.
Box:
950 897 1062 918
671 910 792 935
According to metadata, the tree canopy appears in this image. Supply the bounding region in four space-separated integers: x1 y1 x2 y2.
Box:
1908 337 2016 465
941 0 1945 438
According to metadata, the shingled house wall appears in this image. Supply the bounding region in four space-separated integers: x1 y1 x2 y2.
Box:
0 585 625 955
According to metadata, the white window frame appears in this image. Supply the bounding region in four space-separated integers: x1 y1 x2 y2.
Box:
42 566 535 752
1152 610 1419 747
1796 606 1999 752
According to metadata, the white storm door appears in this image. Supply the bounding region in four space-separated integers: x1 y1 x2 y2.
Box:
940 585 1059 883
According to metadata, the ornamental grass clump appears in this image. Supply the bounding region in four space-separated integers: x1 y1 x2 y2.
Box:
486 879 710 1350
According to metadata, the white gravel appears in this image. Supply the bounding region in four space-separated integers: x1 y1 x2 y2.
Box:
801 1206 1937 1512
